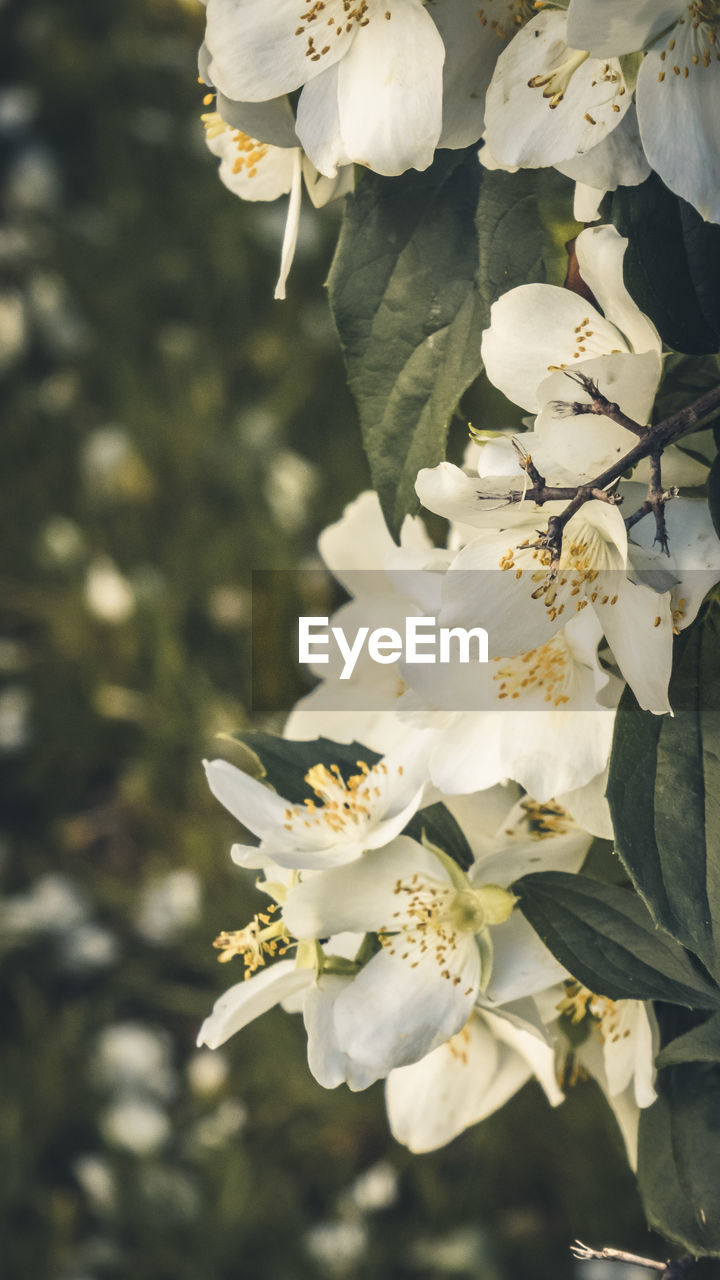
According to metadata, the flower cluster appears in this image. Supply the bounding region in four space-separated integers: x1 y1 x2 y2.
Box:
197 221 719 1163
200 750 656 1160
196 0 720 294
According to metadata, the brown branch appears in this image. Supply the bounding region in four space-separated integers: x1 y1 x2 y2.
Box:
649 449 670 555
555 370 648 438
571 1241 695 1279
508 381 720 569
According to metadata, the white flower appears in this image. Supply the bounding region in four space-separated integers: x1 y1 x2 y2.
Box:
462 224 705 490
567 0 720 222
196 887 380 1084
551 981 658 1168
480 224 662 424
434 496 675 714
282 811 588 1075
203 0 446 178
628 494 720 634
400 608 620 803
201 108 351 298
203 733 431 870
285 490 436 752
432 0 542 150
484 8 631 169
385 1004 563 1152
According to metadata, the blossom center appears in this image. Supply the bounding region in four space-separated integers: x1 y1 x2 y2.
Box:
378 873 514 990
518 797 571 838
201 111 269 178
213 904 291 977
281 759 396 838
656 4 720 82
492 633 573 707
527 47 591 108
502 524 620 623
557 981 630 1045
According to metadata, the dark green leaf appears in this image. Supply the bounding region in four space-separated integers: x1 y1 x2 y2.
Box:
653 352 720 465
607 602 720 978
611 175 720 354
405 802 474 872
515 871 720 1008
639 1062 720 1254
328 149 485 537
226 732 381 804
657 1013 720 1068
328 158 578 537
475 166 578 317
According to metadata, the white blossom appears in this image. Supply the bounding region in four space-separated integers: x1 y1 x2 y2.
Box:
203 734 431 870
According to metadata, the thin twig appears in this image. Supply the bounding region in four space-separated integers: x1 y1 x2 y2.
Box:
557 371 648 438
506 380 720 568
571 1240 696 1278
649 449 670 555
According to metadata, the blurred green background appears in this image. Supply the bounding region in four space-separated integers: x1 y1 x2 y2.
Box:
0 1 689 1276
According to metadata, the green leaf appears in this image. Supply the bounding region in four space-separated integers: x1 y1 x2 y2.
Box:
514 871 720 1008
657 1013 720 1068
639 1062 720 1255
654 352 720 467
328 157 578 537
607 602 720 978
612 175 720 354
405 802 474 872
225 732 381 805
475 166 579 315
327 149 485 538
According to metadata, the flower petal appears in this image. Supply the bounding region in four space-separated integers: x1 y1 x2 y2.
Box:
472 825 591 889
484 1007 564 1106
336 0 444 176
203 758 290 834
481 284 628 413
628 496 720 632
205 125 299 202
197 960 314 1048
485 912 568 1003
567 0 686 59
282 836 443 938
385 1014 507 1151
295 62 350 179
638 34 720 224
334 939 480 1070
432 0 521 149
556 106 650 192
304 974 386 1090
416 461 549 530
574 225 661 356
558 767 615 840
205 0 356 102
593 577 673 713
274 150 303 300
484 10 630 168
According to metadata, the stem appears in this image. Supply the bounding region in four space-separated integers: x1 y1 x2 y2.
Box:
559 370 648 437
571 1241 696 1277
515 381 720 566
